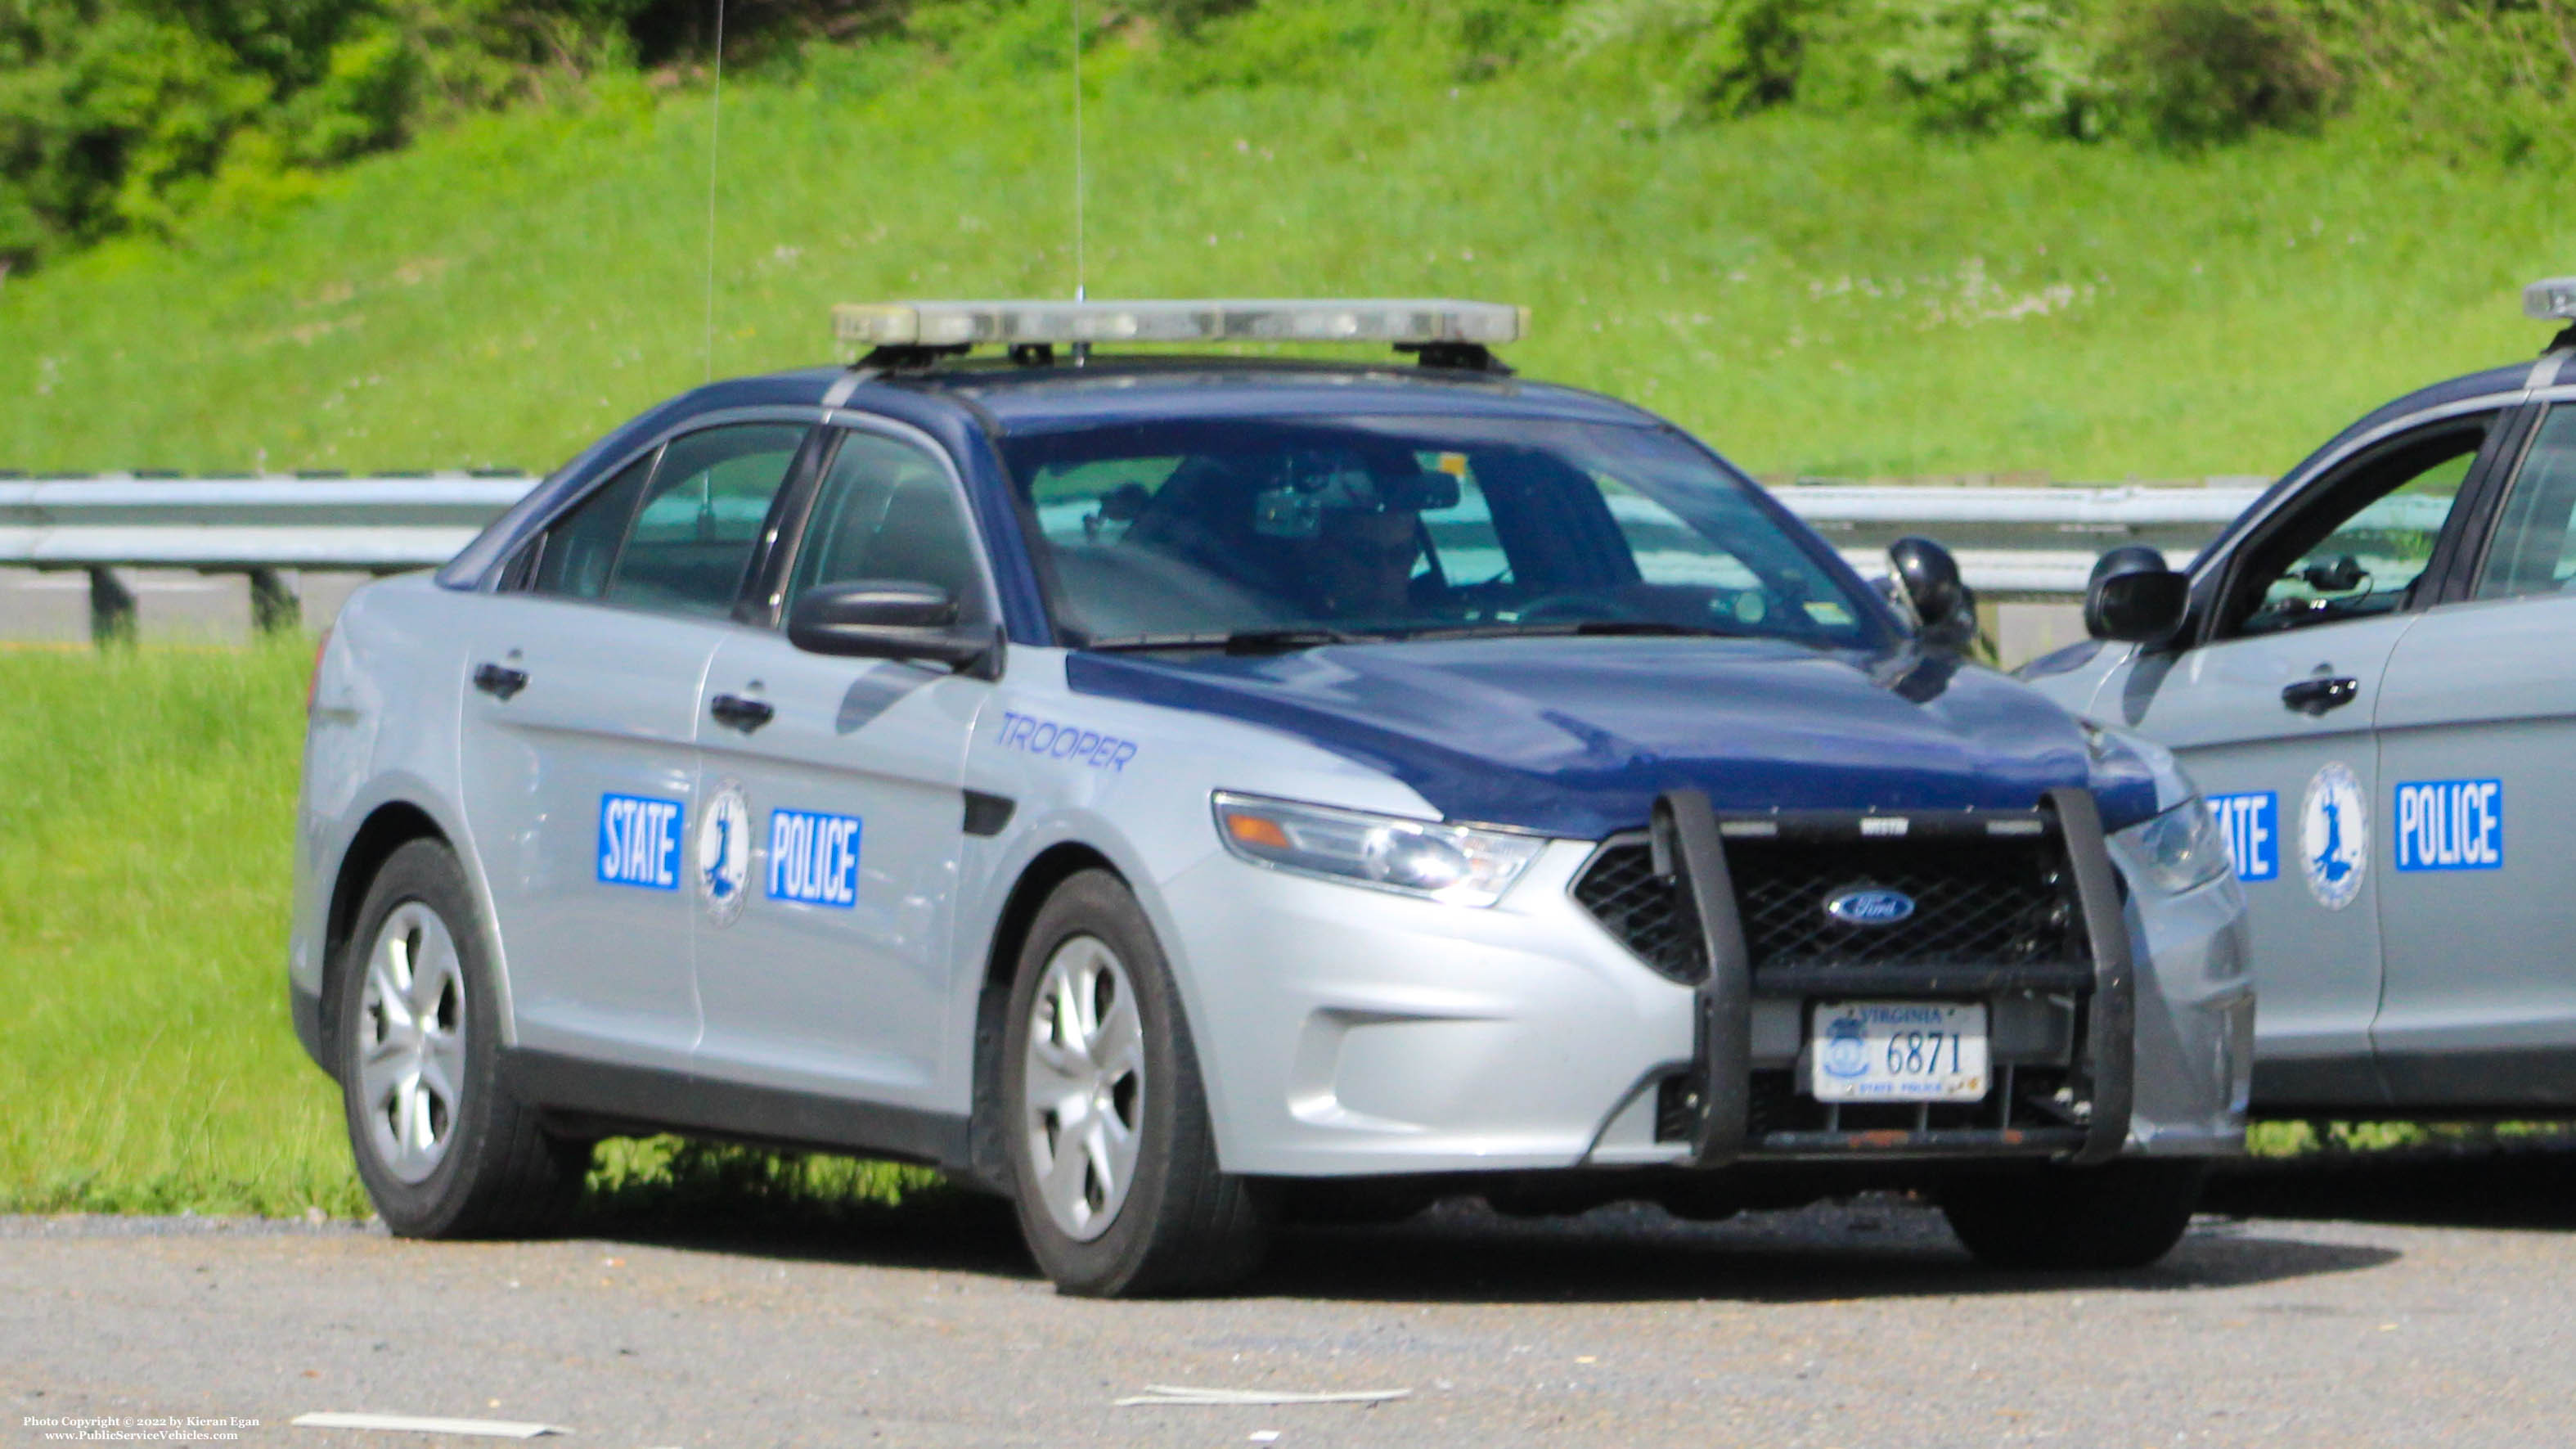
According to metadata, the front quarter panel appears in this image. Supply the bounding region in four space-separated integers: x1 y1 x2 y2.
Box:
960 648 1703 1177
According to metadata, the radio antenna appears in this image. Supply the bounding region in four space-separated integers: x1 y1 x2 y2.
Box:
1071 0 1086 303
703 0 727 381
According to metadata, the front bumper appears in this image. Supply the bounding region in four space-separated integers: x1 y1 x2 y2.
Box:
1159 796 2250 1180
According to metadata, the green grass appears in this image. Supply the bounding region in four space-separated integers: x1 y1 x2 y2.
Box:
0 642 936 1217
0 17 2568 482
0 641 352 1213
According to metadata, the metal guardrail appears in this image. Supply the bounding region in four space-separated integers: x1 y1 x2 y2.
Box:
0 474 533 639
1 473 2269 641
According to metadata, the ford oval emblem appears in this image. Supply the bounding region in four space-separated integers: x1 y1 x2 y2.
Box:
1824 887 1916 927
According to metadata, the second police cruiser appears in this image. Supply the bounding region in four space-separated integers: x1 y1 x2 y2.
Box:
289 299 2251 1296
2025 280 2576 1120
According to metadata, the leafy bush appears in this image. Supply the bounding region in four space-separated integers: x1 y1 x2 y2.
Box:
0 0 888 273
1561 0 1827 116
2103 0 2339 145
1876 0 2105 136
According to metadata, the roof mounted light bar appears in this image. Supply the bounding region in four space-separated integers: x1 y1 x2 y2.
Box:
2524 277 2576 323
2528 278 2576 356
833 299 1526 371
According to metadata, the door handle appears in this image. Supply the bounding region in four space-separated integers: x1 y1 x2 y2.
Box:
2281 675 2359 716
472 662 528 700
709 693 775 732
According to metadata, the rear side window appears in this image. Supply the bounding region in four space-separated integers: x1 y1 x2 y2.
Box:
521 424 809 615
528 452 654 600
2476 407 2576 601
605 424 809 618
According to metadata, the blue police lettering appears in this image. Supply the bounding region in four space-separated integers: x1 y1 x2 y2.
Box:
2206 791 2279 882
596 794 683 889
767 808 862 907
998 710 1137 771
2394 779 2504 872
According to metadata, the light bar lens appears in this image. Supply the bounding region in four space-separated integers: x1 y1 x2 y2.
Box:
834 299 1527 352
2525 277 2576 323
1212 791 1544 907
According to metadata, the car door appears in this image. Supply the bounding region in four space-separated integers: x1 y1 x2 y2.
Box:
2373 402 2576 1104
2095 412 2505 1107
456 420 814 1071
686 424 996 1105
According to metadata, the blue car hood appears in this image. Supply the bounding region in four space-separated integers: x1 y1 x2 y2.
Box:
1066 637 2153 839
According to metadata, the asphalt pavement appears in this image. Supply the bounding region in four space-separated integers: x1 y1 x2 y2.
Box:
8 1163 2574 1449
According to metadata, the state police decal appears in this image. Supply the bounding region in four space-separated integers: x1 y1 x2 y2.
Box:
697 779 752 926
2300 762 2368 911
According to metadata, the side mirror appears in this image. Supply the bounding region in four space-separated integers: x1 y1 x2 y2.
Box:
2084 546 2188 645
1886 536 1975 650
786 580 1000 677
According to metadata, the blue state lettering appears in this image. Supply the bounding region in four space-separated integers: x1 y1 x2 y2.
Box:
2207 791 2279 882
2394 779 2504 873
766 808 862 907
596 794 682 890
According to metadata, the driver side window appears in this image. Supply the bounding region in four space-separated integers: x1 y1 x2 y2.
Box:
2224 421 2487 640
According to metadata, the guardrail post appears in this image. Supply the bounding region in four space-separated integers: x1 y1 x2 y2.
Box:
87 567 137 647
248 567 301 635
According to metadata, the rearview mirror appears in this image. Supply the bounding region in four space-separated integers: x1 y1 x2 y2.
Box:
2084 546 2188 646
786 580 1001 677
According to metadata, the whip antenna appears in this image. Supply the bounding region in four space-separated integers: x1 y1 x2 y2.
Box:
1071 0 1086 302
703 0 727 381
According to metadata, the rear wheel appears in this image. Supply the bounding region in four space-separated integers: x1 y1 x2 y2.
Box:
1001 870 1270 1297
1940 1159 2207 1271
335 839 589 1237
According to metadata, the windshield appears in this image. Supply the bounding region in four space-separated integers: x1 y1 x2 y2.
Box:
1002 416 1888 650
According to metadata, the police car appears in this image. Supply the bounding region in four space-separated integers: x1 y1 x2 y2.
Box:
2023 279 2576 1118
290 299 2250 1296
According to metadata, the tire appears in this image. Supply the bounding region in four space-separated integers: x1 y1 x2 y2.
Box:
335 839 589 1238
1940 1159 2208 1271
1000 869 1270 1297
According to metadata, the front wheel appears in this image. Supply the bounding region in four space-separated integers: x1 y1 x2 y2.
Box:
1000 870 1270 1297
1940 1159 2207 1271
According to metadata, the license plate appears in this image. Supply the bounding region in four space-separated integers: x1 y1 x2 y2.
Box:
1808 1001 1989 1103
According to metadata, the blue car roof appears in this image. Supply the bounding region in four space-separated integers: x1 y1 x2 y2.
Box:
438 357 1666 590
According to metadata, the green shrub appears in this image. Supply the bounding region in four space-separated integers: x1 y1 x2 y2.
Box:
1875 0 2105 137
1560 0 1828 117
2104 0 2339 145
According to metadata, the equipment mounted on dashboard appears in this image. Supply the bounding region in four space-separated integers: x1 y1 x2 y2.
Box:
832 299 1527 373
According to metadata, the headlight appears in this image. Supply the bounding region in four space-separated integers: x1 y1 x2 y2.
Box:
2111 795 2232 895
1211 792 1546 907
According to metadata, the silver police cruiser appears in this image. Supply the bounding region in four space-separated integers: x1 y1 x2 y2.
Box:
290 299 2250 1295
2024 280 2576 1119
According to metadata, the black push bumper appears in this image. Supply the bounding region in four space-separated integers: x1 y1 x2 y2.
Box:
1654 786 2135 1166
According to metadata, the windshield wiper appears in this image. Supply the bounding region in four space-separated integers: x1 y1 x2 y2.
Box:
1081 627 1372 655
1400 619 1748 641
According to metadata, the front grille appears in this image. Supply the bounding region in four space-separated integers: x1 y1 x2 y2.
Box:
1733 835 2082 971
1571 826 2087 983
1570 842 1703 981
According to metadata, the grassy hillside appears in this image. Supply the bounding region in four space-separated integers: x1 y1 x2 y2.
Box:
0 7 2567 483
